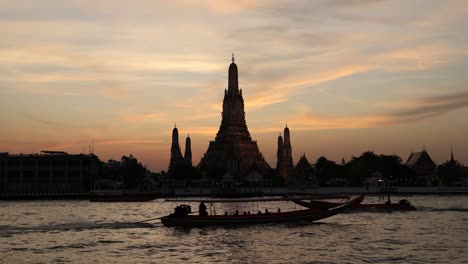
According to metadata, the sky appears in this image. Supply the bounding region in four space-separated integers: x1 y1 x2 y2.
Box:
1 0 468 172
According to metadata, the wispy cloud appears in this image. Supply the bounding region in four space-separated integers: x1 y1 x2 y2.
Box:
278 64 373 90
378 90 468 125
373 45 466 72
169 126 218 136
122 112 170 124
98 139 164 145
174 0 268 15
285 90 468 131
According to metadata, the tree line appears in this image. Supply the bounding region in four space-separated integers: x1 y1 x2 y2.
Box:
96 151 465 189
315 151 464 187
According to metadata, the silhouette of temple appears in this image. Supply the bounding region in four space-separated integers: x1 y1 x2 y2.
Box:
276 125 294 179
289 153 317 187
184 134 192 166
197 55 271 180
405 148 436 185
441 146 468 186
168 125 192 175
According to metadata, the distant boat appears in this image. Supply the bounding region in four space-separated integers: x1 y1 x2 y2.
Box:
292 195 416 211
160 196 361 227
89 191 160 202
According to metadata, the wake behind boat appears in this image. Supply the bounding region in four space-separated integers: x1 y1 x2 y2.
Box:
89 191 160 202
160 196 361 227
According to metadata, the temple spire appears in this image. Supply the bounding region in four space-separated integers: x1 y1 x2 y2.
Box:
228 54 239 93
277 125 293 179
172 126 179 147
185 134 192 166
169 125 184 172
284 125 291 146
450 145 454 161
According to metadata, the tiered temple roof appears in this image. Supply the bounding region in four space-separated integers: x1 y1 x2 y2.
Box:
406 150 436 169
289 154 317 187
197 56 271 179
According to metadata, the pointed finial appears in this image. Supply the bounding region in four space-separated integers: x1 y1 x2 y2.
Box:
232 53 235 63
174 122 177 128
451 145 454 161
285 122 288 128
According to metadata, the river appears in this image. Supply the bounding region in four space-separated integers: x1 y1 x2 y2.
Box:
0 195 467 263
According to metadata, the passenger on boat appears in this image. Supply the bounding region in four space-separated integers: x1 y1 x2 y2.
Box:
234 210 239 216
277 208 281 213
173 205 191 217
265 209 270 214
199 202 208 216
399 199 411 208
385 195 391 205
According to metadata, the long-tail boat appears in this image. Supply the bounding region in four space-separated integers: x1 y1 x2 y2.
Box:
292 195 416 211
160 196 361 227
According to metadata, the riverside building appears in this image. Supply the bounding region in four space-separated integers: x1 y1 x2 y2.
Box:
0 151 99 197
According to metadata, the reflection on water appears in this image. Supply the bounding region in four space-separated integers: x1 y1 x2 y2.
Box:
0 196 467 263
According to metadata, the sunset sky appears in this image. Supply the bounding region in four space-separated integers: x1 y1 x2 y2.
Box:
1 0 467 172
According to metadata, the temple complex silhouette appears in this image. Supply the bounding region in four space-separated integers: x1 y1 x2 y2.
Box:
168 126 192 175
168 55 316 187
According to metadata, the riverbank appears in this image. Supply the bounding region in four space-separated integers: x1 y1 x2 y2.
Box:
2 186 468 200
170 186 468 196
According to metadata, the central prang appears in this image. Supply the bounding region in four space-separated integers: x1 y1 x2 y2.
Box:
197 56 271 181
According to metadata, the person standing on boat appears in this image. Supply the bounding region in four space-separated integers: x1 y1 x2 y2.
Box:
199 202 208 216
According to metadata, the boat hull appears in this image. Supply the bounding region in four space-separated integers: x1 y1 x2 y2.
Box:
161 200 354 227
292 195 363 210
292 196 416 211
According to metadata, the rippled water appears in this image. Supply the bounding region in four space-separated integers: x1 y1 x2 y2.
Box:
1 196 467 263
